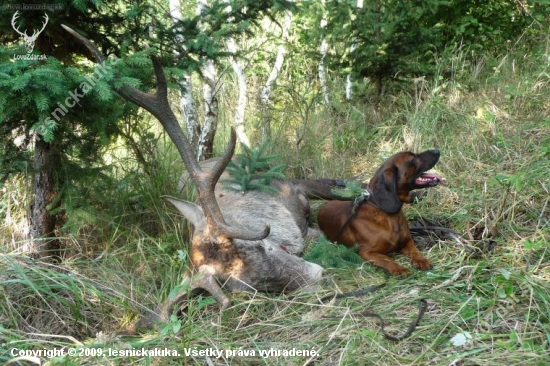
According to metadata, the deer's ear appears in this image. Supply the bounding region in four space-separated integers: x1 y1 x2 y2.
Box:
161 196 206 231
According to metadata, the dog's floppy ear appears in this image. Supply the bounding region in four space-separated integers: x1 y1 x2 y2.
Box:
370 167 402 214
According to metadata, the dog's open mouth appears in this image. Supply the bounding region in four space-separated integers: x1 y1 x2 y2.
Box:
415 172 447 187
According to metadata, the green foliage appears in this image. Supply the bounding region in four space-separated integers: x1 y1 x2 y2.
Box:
152 0 295 74
0 55 63 143
0 44 127 238
222 143 286 194
303 236 364 268
319 0 550 93
330 180 366 199
161 314 184 336
0 253 130 337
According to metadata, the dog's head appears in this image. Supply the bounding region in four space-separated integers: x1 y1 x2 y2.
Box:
368 150 446 214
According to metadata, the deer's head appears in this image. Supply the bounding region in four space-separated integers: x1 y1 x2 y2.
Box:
12 11 49 54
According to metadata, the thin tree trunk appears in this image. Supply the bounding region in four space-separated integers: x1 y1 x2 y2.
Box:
227 38 251 148
260 10 292 142
170 0 200 154
346 0 364 101
180 75 200 151
225 0 251 147
28 138 60 260
318 0 330 106
373 0 383 107
196 0 219 161
197 59 218 161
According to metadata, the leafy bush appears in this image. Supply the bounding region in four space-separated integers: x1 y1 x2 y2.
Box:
321 0 550 95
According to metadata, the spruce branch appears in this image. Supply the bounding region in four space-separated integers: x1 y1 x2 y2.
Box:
222 143 286 194
330 180 365 199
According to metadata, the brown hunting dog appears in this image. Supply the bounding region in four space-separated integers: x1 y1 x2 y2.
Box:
317 150 447 276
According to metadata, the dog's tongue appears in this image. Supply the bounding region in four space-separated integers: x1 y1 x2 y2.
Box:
417 172 447 186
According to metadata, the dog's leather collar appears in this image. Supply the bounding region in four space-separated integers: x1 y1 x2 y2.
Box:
334 187 380 241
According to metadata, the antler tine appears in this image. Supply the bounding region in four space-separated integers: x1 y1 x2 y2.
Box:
217 220 271 241
11 11 27 37
61 24 200 173
199 128 271 241
209 128 237 192
61 24 105 62
35 14 49 37
62 25 269 242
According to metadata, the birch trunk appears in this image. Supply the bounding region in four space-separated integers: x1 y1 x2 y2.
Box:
318 1 330 106
196 0 219 161
260 10 292 141
346 0 364 100
225 0 250 147
180 75 200 150
169 0 200 154
226 38 250 147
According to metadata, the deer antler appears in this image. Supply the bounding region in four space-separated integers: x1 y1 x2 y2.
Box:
11 11 26 38
61 24 269 241
11 12 48 40
34 13 49 39
12 12 49 53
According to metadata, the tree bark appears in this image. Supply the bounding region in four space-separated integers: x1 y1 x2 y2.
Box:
260 10 292 142
346 0 364 101
196 0 219 161
197 59 219 161
27 138 60 260
227 37 251 148
180 74 200 152
170 0 200 154
318 0 330 106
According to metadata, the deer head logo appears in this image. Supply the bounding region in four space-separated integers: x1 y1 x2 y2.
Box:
11 11 49 54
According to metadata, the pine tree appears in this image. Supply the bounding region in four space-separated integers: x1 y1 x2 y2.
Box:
222 144 286 195
0 46 124 258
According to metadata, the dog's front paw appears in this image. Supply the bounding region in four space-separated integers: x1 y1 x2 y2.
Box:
411 256 432 270
389 266 412 277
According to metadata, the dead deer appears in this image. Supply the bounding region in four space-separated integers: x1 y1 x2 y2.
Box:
62 25 347 327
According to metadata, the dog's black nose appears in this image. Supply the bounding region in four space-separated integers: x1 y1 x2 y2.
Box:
430 149 440 156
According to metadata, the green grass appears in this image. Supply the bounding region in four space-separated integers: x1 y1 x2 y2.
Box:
2 43 550 365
